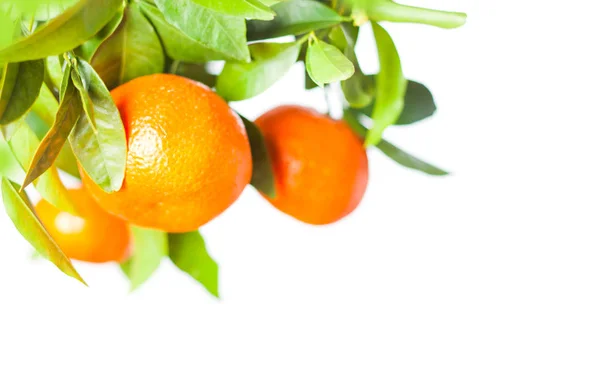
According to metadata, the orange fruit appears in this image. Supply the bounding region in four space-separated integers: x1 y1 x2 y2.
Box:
34 187 130 263
255 105 368 225
82 74 252 232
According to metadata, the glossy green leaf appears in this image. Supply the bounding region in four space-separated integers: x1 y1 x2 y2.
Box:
69 58 127 192
91 4 164 90
155 0 250 62
340 24 374 108
356 79 437 125
190 0 274 20
1 177 86 284
240 115 275 197
306 38 354 86
217 42 300 101
139 2 226 63
77 10 124 61
21 74 82 188
365 22 407 147
344 111 448 176
169 231 219 297
0 59 44 125
247 0 344 40
129 226 168 291
362 0 467 29
8 122 78 213
0 0 124 63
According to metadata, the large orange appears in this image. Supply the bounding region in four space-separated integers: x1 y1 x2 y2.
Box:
34 187 130 263
255 105 369 225
82 74 252 232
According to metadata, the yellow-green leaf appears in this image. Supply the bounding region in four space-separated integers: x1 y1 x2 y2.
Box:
129 226 168 291
0 0 124 63
169 231 219 298
365 22 407 147
306 38 354 86
1 177 86 285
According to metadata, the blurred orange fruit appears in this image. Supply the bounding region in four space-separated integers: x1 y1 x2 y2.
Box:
82 74 252 232
255 105 369 225
34 187 130 263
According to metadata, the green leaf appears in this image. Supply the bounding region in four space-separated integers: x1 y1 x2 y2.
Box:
362 0 467 29
21 73 82 188
28 84 81 178
240 115 275 197
169 231 219 298
7 122 79 213
1 177 86 284
139 2 227 63
356 79 437 125
217 41 300 101
0 137 26 183
155 0 250 62
340 24 374 108
0 59 44 125
189 0 274 20
171 62 217 87
306 38 354 86
91 3 164 90
45 55 64 91
344 111 448 176
247 0 344 40
0 0 124 63
129 226 168 291
77 10 124 61
364 22 407 147
69 58 127 193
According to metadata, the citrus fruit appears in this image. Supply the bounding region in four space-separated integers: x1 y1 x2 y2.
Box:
34 187 130 263
81 74 252 232
255 105 368 225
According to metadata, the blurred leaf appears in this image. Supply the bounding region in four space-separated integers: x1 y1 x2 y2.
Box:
189 0 274 20
172 62 217 87
169 231 219 298
364 22 407 147
306 38 354 86
304 68 319 90
31 0 79 21
155 0 250 62
356 0 467 29
217 42 300 101
247 0 343 40
77 10 124 61
129 226 168 291
8 122 78 213
0 59 44 125
356 79 437 125
240 115 275 197
340 24 373 108
1 177 86 284
344 111 448 176
21 73 82 188
45 55 63 91
0 136 26 183
69 58 126 192
91 4 164 90
140 2 226 63
0 0 124 63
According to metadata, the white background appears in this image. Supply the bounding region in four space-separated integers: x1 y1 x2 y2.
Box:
1 0 600 371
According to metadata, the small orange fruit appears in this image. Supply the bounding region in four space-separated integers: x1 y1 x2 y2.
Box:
82 74 252 232
255 105 369 225
34 187 130 263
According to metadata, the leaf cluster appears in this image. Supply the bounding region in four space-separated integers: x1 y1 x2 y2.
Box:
0 0 466 292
